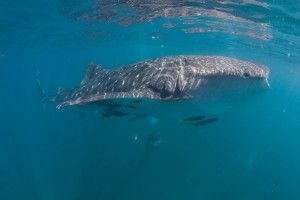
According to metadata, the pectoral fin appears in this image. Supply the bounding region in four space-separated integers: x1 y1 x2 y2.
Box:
56 90 159 109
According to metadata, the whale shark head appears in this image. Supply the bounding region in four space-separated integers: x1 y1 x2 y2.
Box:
179 56 269 92
183 56 269 84
177 56 270 113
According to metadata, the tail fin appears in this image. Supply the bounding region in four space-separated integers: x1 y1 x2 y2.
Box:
35 69 56 101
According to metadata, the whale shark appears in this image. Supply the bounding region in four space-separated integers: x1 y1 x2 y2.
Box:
38 56 269 126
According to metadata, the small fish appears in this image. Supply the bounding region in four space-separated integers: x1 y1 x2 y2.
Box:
132 100 143 104
191 117 220 126
183 115 206 121
92 100 121 108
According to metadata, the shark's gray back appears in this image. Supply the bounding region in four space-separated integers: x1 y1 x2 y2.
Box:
81 57 185 94
55 56 269 109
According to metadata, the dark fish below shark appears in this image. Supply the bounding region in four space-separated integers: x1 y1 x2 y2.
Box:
37 55 269 126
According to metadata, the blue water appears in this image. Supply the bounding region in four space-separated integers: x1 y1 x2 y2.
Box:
1 1 300 199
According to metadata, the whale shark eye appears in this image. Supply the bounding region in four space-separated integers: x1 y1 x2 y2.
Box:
243 72 250 78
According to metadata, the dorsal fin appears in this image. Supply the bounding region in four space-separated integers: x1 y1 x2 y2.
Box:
85 62 104 79
81 62 105 85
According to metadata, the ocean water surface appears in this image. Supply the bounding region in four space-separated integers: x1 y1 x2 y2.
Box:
1 0 300 199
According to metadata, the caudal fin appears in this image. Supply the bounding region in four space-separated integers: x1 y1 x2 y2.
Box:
35 69 56 102
36 69 47 100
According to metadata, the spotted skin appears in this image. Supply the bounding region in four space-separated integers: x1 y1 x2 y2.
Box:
41 56 269 109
